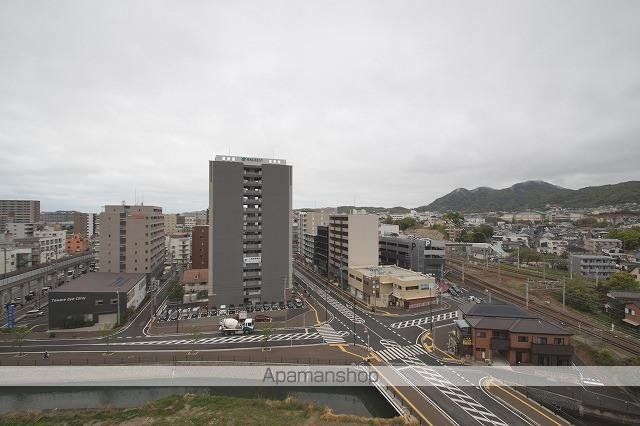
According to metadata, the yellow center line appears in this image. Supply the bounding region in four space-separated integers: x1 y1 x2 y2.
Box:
301 295 323 326
486 377 566 426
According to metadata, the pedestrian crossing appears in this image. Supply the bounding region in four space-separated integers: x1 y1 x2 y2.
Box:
302 278 365 324
376 344 429 362
389 311 458 329
316 323 347 344
114 331 335 346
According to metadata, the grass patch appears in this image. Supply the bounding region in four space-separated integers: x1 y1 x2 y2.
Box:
0 393 411 425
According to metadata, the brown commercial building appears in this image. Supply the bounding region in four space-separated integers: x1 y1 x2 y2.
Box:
191 225 208 269
66 233 89 254
452 303 573 366
98 204 165 277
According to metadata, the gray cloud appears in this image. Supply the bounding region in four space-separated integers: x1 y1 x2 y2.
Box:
1 0 639 212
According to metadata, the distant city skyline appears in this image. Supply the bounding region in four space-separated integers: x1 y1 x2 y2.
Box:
1 1 639 213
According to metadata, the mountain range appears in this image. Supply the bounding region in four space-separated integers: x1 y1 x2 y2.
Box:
416 180 640 212
329 181 640 214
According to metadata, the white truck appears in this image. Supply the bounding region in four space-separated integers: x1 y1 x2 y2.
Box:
219 317 255 335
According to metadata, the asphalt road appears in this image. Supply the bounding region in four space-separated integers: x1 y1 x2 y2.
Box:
293 265 533 426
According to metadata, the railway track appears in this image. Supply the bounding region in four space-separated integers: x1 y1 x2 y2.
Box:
446 261 640 357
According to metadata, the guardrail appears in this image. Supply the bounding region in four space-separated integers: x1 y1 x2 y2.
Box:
0 252 95 291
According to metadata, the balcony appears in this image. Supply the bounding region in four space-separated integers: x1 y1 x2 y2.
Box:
243 234 262 242
491 338 509 351
531 343 574 356
243 170 262 178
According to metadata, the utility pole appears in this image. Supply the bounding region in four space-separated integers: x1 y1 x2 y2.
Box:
517 246 520 269
116 290 120 327
462 263 465 284
562 279 566 312
525 279 529 310
352 295 356 347
498 257 501 282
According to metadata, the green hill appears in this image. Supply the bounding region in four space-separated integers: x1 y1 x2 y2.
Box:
417 180 640 212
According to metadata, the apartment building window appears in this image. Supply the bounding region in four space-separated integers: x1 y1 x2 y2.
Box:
517 336 528 342
110 298 118 304
537 337 548 344
553 337 564 345
476 331 486 338
95 299 104 306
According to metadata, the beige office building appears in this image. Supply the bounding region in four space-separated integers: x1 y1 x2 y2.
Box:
164 213 178 235
348 265 436 308
328 213 379 289
98 204 165 277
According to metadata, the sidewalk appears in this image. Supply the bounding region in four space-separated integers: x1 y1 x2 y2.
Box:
0 344 367 366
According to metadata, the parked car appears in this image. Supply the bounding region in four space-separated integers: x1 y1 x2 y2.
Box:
170 311 178 321
279 301 286 310
219 305 227 316
294 298 303 308
287 300 294 309
263 303 271 311
254 303 263 312
254 314 272 323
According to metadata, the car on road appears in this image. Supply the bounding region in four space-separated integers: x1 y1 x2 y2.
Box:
254 314 272 323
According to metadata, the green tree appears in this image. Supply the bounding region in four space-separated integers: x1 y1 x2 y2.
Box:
262 322 274 351
564 278 600 313
382 215 394 225
12 327 31 356
395 217 418 231
168 283 185 303
101 329 115 355
608 228 640 250
508 247 543 263
599 271 640 293
443 212 464 227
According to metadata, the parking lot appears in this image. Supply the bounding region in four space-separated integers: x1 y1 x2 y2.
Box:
156 298 306 324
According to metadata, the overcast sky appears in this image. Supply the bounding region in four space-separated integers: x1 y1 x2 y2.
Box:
1 1 639 213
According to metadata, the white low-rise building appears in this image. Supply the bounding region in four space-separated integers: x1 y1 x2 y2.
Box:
34 230 67 263
538 238 568 256
167 233 191 265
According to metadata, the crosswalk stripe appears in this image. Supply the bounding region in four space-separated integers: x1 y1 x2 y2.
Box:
315 324 346 344
376 344 428 361
389 311 458 329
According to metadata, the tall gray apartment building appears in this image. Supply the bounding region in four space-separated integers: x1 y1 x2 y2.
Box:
98 204 165 278
209 155 292 306
0 200 40 231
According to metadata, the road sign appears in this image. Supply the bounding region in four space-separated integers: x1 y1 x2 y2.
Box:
7 303 16 330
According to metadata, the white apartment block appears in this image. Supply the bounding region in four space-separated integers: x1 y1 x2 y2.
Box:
585 238 623 254
34 230 67 263
299 211 332 258
538 238 568 256
6 222 36 239
167 234 192 265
